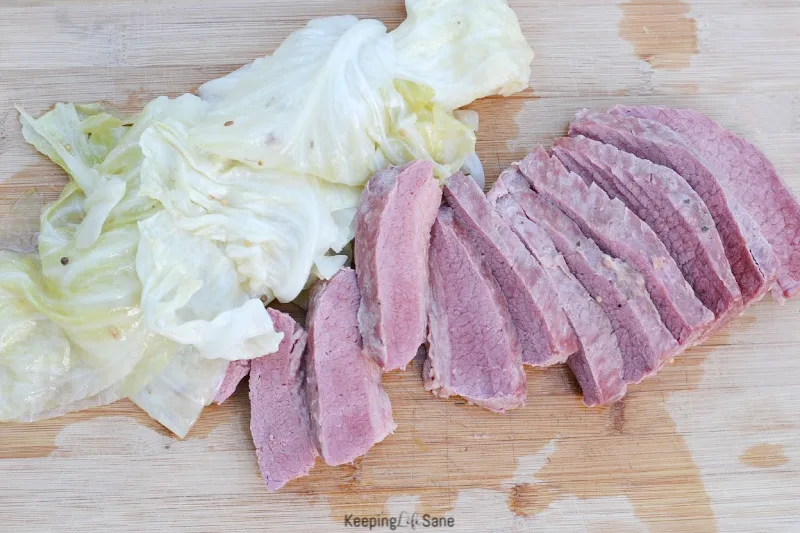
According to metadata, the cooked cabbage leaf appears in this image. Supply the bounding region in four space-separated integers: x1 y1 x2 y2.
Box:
191 15 394 186
139 120 358 303
1 98 224 423
191 8 516 187
131 345 229 438
136 211 284 360
392 0 534 111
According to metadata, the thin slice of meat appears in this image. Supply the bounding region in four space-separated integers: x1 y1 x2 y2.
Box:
214 360 250 405
496 165 678 384
610 105 797 301
425 206 527 412
552 135 742 325
355 161 442 371
249 309 317 491
518 147 714 347
305 268 396 466
443 171 578 366
492 181 625 406
570 109 777 304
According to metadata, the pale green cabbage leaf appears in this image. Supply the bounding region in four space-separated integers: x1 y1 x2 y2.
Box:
1 97 235 426
136 211 284 360
392 0 534 111
139 120 358 303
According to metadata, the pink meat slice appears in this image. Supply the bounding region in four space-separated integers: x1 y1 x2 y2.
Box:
425 206 527 412
552 135 742 325
492 177 626 406
214 360 250 405
518 147 714 348
249 309 317 491
355 161 442 371
305 268 396 466
508 154 681 383
569 109 777 305
443 171 578 366
611 105 799 301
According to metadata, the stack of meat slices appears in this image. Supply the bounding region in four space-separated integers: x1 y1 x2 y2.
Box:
481 105 799 406
213 106 800 491
416 105 800 410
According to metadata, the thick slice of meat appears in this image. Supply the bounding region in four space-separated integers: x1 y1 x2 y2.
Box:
492 180 625 406
552 135 742 324
570 110 776 304
214 360 250 405
249 309 317 491
355 161 442 371
443 171 578 366
503 159 680 383
425 206 527 412
518 147 714 347
610 105 798 301
305 268 396 466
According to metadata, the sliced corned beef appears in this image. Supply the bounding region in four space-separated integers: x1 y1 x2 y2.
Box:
492 178 626 406
552 135 742 324
610 105 798 301
355 161 442 371
214 359 250 405
518 147 714 347
497 163 678 384
571 110 777 304
443 171 578 366
249 309 317 491
305 268 396 466
425 206 527 412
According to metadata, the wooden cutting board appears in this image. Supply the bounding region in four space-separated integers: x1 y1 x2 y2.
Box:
1 1 799 531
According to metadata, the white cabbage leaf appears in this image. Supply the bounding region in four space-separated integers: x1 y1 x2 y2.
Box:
191 13 496 186
136 211 284 360
392 0 534 111
131 345 229 438
190 15 394 186
378 79 477 181
1 98 231 426
139 120 358 303
0 192 174 421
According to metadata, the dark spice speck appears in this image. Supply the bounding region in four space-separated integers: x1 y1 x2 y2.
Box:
701 225 710 233
60 257 69 265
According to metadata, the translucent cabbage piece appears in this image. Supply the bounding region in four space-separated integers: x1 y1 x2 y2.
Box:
392 0 534 111
191 16 395 186
379 80 477 181
131 346 229 438
139 121 358 303
190 7 523 187
1 99 220 424
136 212 284 360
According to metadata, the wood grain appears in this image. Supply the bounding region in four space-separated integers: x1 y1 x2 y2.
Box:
1 1 800 532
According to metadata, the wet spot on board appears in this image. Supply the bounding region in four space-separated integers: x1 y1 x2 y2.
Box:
0 392 243 461
619 0 698 70
740 444 790 469
0 400 171 460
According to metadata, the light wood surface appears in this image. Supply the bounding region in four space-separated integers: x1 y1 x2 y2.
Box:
1 1 799 532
